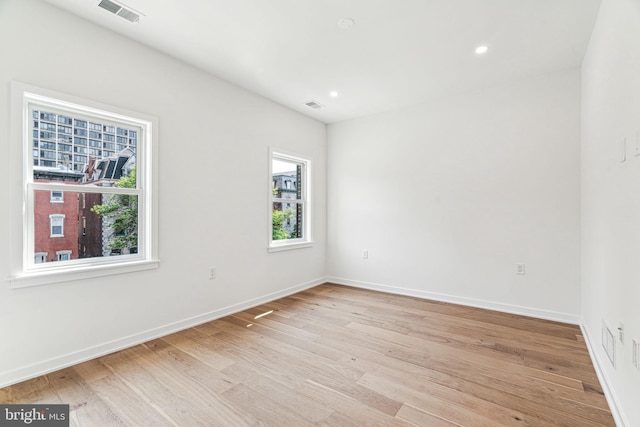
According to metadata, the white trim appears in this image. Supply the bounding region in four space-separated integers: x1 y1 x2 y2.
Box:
268 241 315 252
49 214 65 237
50 190 64 203
9 259 160 288
34 252 47 264
56 250 72 261
33 182 140 196
581 323 629 427
0 276 325 389
327 276 581 324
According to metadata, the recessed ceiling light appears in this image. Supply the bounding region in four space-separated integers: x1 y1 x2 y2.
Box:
329 91 339 98
475 45 489 55
337 18 355 30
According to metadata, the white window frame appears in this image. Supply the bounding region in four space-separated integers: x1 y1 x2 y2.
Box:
268 148 313 252
9 82 159 288
50 190 64 203
56 250 72 261
34 252 47 264
49 214 65 237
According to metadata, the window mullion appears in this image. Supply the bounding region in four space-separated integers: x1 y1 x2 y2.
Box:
29 182 140 196
273 197 305 203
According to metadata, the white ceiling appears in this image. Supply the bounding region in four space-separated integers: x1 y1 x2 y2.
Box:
42 0 601 124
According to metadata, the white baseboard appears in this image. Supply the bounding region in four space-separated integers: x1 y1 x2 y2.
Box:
327 276 581 324
0 277 325 389
581 323 628 427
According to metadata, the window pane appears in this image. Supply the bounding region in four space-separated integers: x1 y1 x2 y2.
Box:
272 159 302 200
31 109 140 184
34 190 139 262
272 202 302 240
33 147 137 188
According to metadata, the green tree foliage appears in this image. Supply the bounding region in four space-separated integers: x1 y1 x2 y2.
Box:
272 186 294 240
91 166 138 252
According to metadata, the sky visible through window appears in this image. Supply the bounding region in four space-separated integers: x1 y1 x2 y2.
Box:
272 158 296 174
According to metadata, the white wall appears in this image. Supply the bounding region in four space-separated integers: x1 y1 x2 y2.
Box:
0 0 326 386
581 0 640 425
327 69 581 321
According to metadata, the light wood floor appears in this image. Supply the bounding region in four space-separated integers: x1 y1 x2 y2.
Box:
1 283 615 426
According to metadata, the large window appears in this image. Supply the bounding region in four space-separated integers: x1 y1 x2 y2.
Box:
269 149 312 251
9 83 158 287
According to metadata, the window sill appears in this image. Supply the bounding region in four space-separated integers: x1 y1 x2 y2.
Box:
268 241 314 253
9 259 160 289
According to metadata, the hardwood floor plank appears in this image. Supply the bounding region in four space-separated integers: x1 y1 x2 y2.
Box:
143 338 236 395
56 364 170 427
221 383 314 427
221 362 335 423
0 375 60 405
98 348 244 426
0 284 615 426
357 371 524 427
297 380 413 427
396 404 462 427
345 321 608 410
159 330 236 371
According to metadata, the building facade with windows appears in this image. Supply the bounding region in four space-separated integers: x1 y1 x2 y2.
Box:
272 172 299 237
32 109 138 172
80 149 137 257
32 148 137 265
33 167 83 263
30 104 142 266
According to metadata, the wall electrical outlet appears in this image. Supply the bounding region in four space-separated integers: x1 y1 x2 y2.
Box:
515 263 525 275
209 266 217 280
362 250 369 260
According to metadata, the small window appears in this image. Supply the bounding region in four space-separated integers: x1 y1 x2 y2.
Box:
56 250 72 261
50 190 63 202
34 253 47 264
269 149 312 251
50 214 64 237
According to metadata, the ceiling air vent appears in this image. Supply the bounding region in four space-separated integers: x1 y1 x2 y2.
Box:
305 101 324 109
98 0 142 23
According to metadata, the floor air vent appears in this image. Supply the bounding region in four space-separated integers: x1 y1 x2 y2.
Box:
98 0 142 23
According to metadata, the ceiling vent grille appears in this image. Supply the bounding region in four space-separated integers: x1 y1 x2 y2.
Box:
305 101 324 109
98 0 141 23
117 8 141 23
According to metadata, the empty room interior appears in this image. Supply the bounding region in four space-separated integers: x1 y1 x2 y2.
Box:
0 0 639 425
